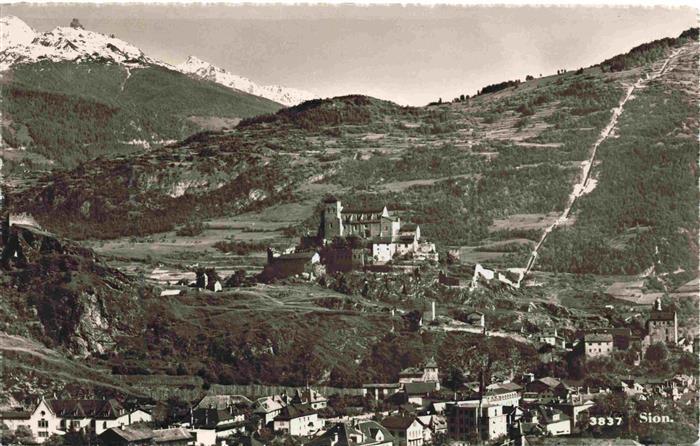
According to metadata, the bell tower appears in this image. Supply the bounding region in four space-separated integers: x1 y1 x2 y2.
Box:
322 196 343 241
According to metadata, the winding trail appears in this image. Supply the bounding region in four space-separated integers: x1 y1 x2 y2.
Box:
517 48 684 283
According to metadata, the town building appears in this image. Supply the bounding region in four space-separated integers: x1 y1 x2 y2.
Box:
98 426 193 446
519 406 571 437
398 358 440 390
260 250 321 281
306 421 395 446
272 404 321 437
253 396 286 426
584 333 614 358
536 329 567 349
380 415 425 446
446 400 509 442
188 406 246 446
291 388 328 410
646 299 678 345
523 378 573 404
0 398 152 443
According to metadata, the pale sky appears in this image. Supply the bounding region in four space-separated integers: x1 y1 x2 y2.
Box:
2 4 696 105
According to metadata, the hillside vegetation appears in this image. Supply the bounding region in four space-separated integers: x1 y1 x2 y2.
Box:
1 61 281 168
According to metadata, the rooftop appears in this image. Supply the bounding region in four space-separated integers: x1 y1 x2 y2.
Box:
584 333 613 342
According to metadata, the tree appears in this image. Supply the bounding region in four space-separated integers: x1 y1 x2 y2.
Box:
645 342 669 363
525 75 534 81
445 366 465 390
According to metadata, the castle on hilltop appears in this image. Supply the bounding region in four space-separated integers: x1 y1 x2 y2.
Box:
320 196 437 264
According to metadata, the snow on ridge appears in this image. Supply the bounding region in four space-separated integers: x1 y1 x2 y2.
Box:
0 16 314 107
0 16 172 71
1 16 37 48
177 55 317 107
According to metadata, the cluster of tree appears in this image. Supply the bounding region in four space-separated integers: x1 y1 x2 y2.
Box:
599 27 698 72
477 79 521 96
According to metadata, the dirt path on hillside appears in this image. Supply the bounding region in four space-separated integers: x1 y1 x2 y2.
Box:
518 47 685 283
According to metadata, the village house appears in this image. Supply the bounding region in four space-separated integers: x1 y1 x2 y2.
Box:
194 395 252 411
362 383 402 401
583 333 614 359
519 406 571 437
260 249 321 281
552 395 595 433
399 358 440 390
253 396 286 426
0 398 152 443
380 415 425 446
446 400 509 443
416 414 447 444
523 378 573 404
187 406 246 446
272 404 321 437
291 387 328 410
98 426 193 446
536 329 567 350
306 421 395 446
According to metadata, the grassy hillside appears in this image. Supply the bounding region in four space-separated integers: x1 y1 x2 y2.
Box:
1 61 282 168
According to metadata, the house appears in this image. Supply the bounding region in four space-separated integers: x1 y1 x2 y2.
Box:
99 426 193 446
253 396 286 426
188 406 246 446
260 250 321 281
272 404 321 437
524 378 573 404
536 329 566 349
380 415 424 446
446 400 509 442
398 358 439 390
194 395 252 411
291 387 328 410
519 406 571 437
584 333 614 358
0 398 151 443
552 396 595 432
47 399 146 436
362 383 402 401
306 421 394 446
416 414 447 444
646 299 678 345
1 398 61 443
195 268 222 292
464 311 485 328
403 382 439 407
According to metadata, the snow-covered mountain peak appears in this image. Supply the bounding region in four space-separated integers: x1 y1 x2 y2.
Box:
1 16 37 48
0 16 316 107
0 17 164 71
176 55 317 107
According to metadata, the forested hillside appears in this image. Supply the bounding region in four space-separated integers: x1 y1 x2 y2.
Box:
1 61 281 168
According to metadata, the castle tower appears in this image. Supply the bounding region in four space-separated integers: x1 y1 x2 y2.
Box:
322 196 343 240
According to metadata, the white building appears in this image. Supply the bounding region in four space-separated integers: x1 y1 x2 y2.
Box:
584 333 614 358
272 404 321 437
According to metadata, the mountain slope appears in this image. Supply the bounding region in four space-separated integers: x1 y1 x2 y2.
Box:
0 17 283 170
177 56 317 107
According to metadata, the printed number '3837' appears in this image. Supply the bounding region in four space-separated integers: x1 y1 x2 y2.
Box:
589 417 623 426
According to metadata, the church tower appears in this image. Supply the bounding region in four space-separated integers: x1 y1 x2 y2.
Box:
322 196 343 241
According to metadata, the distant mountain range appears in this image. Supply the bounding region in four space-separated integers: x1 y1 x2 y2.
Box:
177 56 317 107
0 16 316 106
